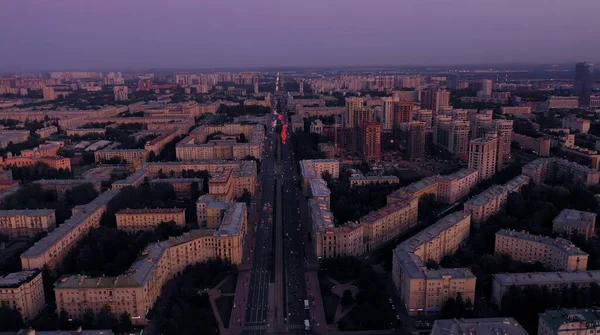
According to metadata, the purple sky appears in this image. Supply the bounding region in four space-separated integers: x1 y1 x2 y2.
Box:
1 0 598 71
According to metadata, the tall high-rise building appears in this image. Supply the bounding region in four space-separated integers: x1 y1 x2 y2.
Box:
397 122 426 162
360 122 381 161
479 79 493 97
421 87 450 114
468 136 498 182
344 97 364 129
575 62 594 106
380 97 396 132
392 101 413 127
435 120 471 160
253 77 259 95
113 85 129 101
299 79 304 94
491 120 513 170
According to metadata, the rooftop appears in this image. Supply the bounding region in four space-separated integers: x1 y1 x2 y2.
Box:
464 185 507 207
0 270 39 288
554 209 597 228
0 209 54 217
216 202 246 237
539 308 600 331
496 229 588 257
431 318 528 335
309 178 330 198
493 271 600 286
115 208 185 215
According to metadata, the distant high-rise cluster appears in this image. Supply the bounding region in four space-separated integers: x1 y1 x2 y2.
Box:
575 62 594 106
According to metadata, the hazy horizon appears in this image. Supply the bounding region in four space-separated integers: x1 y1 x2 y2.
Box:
1 0 599 72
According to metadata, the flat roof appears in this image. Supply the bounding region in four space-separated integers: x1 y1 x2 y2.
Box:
431 318 527 335
0 209 54 217
493 271 600 287
309 178 330 198
464 185 506 207
539 309 600 331
0 270 39 288
554 208 597 227
115 208 185 215
496 229 588 256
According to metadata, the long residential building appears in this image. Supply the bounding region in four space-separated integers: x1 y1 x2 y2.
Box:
0 270 45 321
0 209 56 237
392 211 476 315
20 190 120 271
142 160 257 197
94 149 148 164
387 169 478 205
115 208 186 232
175 124 264 161
495 229 588 271
463 175 531 224
348 175 399 187
522 158 600 188
111 169 149 190
34 179 101 199
54 202 247 326
492 271 600 305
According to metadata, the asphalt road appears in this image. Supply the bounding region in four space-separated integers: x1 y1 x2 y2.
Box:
244 114 278 334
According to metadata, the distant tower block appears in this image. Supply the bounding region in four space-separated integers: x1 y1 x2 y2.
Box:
299 80 304 94
253 78 259 95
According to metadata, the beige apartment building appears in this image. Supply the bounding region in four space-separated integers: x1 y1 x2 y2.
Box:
512 133 551 157
0 271 45 320
463 175 531 224
561 116 590 134
436 169 478 204
144 129 180 155
468 136 498 182
492 271 600 305
94 149 148 164
55 203 246 326
300 159 340 189
549 96 580 109
435 120 470 160
207 168 234 201
522 158 600 188
309 178 331 206
0 209 56 237
348 175 399 187
35 126 58 139
20 190 120 271
501 106 532 115
115 208 186 232
559 146 600 170
387 169 478 205
495 229 588 271
393 211 476 315
142 160 257 197
538 308 600 335
553 209 597 240
175 124 264 161
360 194 418 252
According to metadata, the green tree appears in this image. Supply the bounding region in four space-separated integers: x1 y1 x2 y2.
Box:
0 306 25 331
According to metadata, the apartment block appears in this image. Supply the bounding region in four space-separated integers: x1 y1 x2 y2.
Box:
175 124 263 161
559 146 600 170
0 209 56 237
94 149 148 164
359 122 381 161
431 318 528 335
436 169 478 204
538 308 600 335
360 195 419 251
150 178 202 199
20 190 120 271
387 176 439 202
299 159 339 188
397 121 426 162
512 133 551 157
435 120 470 160
348 175 399 187
501 106 532 115
553 209 596 240
54 203 246 326
144 129 180 155
463 175 530 224
115 208 186 232
392 212 476 315
309 178 331 206
522 158 600 188
296 106 344 118
492 271 600 305
35 179 101 199
469 136 498 182
35 126 58 139
549 96 580 109
495 229 588 271
0 271 45 320
143 160 257 197
111 169 149 190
